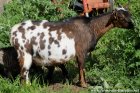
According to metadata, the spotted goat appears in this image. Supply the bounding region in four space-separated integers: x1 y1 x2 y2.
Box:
0 47 68 82
10 6 134 87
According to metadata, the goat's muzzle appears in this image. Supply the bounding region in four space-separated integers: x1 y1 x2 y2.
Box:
128 22 134 29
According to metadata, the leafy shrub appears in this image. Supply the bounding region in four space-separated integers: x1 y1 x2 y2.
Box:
0 0 76 48
86 0 140 88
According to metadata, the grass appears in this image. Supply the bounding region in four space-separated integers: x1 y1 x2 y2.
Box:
0 68 88 93
0 61 139 93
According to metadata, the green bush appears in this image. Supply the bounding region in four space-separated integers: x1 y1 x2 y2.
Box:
86 0 140 88
0 0 76 48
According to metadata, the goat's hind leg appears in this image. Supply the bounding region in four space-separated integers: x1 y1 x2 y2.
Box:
19 53 32 85
58 64 69 83
46 64 69 84
46 66 55 84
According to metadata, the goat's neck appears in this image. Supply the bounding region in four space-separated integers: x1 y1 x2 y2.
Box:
90 13 114 40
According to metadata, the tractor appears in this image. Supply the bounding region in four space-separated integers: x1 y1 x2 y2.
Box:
51 0 114 17
70 0 114 17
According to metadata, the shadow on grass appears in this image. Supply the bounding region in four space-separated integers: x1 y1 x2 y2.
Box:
0 57 102 88
28 61 79 86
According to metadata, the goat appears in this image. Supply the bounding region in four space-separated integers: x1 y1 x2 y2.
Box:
0 47 19 78
0 47 43 79
0 47 68 83
10 7 134 87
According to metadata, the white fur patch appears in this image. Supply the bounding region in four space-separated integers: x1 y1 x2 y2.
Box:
116 7 127 11
23 52 32 69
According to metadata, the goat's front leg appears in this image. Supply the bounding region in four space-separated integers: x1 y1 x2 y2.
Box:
77 54 87 88
19 53 32 85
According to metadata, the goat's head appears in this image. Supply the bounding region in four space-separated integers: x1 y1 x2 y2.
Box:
110 6 134 29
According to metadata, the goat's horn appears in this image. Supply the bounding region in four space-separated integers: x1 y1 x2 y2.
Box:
124 0 131 10
117 3 123 8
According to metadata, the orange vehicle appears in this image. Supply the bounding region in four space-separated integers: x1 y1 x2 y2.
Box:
71 0 114 17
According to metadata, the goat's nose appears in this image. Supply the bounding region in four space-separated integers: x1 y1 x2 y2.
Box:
128 22 134 29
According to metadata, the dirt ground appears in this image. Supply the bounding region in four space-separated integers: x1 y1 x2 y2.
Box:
47 83 87 93
37 67 100 93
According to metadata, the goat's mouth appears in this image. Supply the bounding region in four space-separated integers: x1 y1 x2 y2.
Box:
128 22 134 29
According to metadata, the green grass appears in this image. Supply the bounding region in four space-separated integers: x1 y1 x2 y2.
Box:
0 68 88 93
0 61 139 93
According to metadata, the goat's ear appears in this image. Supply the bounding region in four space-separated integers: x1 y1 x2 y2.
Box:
112 9 118 19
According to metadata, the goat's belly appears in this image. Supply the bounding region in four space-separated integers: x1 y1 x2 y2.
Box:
33 49 76 66
33 38 76 66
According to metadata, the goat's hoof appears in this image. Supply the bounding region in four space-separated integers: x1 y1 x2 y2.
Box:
26 81 31 86
63 78 69 84
81 83 87 88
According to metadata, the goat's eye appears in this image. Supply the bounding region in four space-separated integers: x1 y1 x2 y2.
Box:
119 17 124 20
